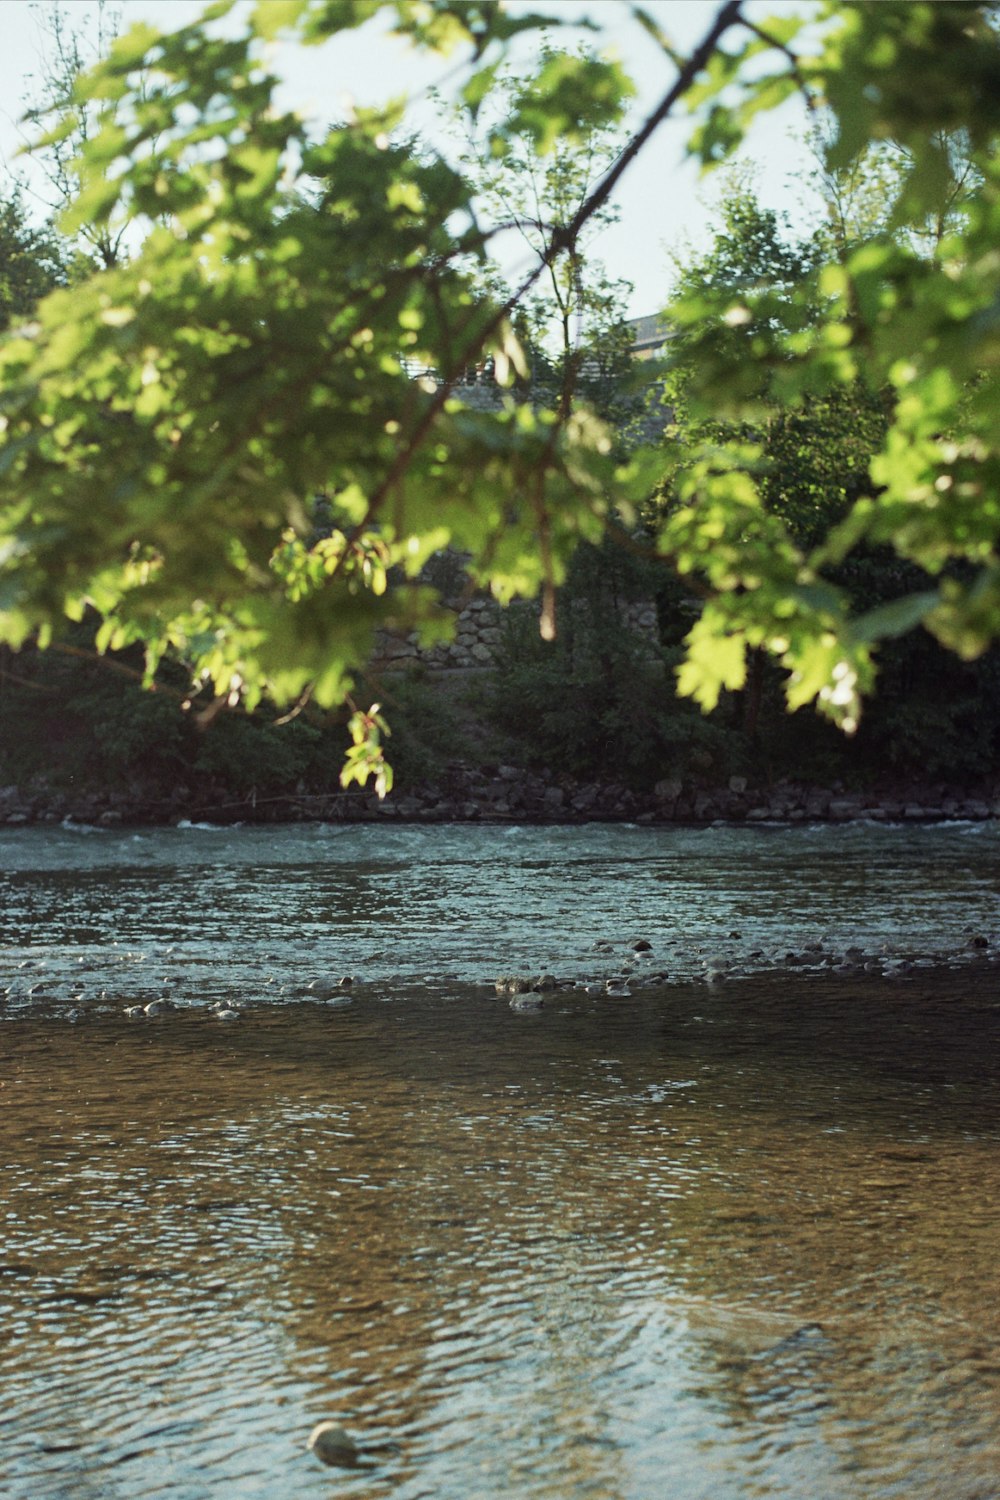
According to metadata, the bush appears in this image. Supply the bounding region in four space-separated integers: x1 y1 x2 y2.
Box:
485 548 742 787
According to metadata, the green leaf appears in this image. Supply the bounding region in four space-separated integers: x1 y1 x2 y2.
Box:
252 0 309 41
676 611 747 711
850 590 940 644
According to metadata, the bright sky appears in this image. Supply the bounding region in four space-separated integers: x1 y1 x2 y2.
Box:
0 0 818 317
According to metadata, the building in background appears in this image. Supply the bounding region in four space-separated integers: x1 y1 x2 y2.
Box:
627 312 670 360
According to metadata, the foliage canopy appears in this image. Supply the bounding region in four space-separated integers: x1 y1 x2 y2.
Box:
2 0 1000 785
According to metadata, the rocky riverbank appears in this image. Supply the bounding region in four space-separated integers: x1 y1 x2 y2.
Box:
1 766 998 828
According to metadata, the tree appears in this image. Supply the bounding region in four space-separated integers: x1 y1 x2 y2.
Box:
656 176 892 735
2 0 1000 789
18 0 130 269
446 40 638 422
0 187 68 332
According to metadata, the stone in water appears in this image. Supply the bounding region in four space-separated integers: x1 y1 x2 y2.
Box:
307 1422 359 1468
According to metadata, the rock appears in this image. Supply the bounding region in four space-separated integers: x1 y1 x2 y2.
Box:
510 993 543 1011
215 1008 241 1022
654 778 682 802
143 999 175 1016
827 797 862 820
307 1422 359 1469
632 938 652 952
534 973 557 991
728 775 748 794
495 975 532 995
961 799 991 819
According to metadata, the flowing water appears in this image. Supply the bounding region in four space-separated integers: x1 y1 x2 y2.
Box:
1 820 999 1498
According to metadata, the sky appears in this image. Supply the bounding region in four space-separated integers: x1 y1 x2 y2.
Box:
0 0 818 318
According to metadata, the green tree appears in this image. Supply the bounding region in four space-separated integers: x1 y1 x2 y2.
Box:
656 177 892 732
2 0 1000 788
0 188 67 332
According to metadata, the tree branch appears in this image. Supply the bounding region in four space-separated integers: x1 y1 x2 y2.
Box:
552 1 745 261
346 0 747 545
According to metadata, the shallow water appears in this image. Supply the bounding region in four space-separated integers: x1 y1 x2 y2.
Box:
1 822 999 1498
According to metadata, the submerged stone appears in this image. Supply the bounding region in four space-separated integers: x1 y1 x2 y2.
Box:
307 1422 359 1468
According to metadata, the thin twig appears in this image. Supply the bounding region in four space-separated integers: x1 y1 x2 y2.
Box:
738 16 818 117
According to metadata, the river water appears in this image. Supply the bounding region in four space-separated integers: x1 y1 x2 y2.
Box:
1 820 999 1498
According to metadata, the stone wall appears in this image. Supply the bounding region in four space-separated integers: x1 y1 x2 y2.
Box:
373 594 505 670
372 590 661 673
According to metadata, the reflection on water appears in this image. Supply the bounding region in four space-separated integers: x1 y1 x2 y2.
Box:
2 973 999 1499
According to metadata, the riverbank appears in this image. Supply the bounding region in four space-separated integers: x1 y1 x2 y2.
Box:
2 765 998 828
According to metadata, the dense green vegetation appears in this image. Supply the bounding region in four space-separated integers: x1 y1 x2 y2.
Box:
3 1 1000 801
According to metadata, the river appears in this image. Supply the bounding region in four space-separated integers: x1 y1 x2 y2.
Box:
1 820 998 1498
